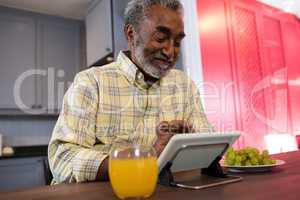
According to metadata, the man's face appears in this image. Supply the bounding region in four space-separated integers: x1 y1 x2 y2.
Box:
128 5 185 79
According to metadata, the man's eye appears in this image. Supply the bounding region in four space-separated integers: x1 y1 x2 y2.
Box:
155 36 167 43
154 33 168 43
174 41 181 47
174 39 182 47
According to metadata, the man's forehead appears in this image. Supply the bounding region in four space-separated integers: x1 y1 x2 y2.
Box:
145 5 182 21
156 25 186 38
142 5 184 33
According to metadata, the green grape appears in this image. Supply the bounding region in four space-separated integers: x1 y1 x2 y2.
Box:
225 147 234 157
226 151 235 161
258 155 264 165
225 147 276 166
225 147 236 166
235 161 242 166
227 147 234 153
253 148 259 156
248 151 255 159
225 158 235 166
262 158 272 165
239 149 246 155
270 159 276 164
241 154 247 162
241 161 245 166
250 157 259 165
244 147 252 154
245 160 252 166
262 150 269 158
235 155 242 163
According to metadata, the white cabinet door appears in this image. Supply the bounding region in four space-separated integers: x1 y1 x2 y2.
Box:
37 20 81 111
0 14 36 109
86 0 113 66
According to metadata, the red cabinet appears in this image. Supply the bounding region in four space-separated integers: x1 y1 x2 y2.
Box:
229 0 268 150
282 19 300 134
197 0 239 146
197 0 300 150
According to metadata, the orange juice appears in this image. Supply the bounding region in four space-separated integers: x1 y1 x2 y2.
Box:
109 157 158 199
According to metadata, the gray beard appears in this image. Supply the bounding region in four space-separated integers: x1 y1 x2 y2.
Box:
134 45 170 79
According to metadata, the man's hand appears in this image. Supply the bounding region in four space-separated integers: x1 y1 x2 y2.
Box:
169 120 195 133
96 157 109 181
154 121 172 156
154 120 195 156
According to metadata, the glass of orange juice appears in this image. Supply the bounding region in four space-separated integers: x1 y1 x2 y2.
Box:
109 142 158 199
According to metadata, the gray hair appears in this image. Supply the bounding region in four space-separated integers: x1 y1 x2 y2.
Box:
124 0 183 30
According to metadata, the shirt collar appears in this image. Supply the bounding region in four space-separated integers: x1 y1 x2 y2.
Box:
117 51 160 90
117 51 137 83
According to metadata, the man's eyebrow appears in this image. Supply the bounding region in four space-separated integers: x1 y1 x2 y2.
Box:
178 32 186 39
156 26 171 35
156 26 186 39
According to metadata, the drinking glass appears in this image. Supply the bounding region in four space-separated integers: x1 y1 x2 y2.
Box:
109 142 158 199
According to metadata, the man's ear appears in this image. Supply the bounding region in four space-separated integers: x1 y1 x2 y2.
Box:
124 24 135 46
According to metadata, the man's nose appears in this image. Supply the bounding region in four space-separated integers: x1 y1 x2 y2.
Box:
162 40 175 60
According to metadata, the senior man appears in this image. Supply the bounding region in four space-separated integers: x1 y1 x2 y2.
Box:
48 0 212 184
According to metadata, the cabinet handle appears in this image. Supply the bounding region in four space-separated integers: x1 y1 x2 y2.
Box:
105 47 111 52
31 105 43 109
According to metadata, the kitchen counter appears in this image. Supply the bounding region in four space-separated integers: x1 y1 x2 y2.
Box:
0 145 48 159
0 150 299 200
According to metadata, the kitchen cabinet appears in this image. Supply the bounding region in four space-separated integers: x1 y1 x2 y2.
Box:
197 0 299 150
111 0 131 59
37 20 81 111
282 20 300 134
86 0 129 67
197 0 238 142
228 0 268 150
0 156 49 191
86 0 113 67
0 6 83 114
0 13 36 109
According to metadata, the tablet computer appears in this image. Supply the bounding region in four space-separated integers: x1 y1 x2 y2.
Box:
158 132 240 173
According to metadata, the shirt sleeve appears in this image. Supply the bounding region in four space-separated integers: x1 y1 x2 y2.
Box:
48 71 108 183
184 79 214 133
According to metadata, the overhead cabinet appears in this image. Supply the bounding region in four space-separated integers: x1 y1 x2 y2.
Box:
0 7 83 114
86 0 129 67
0 14 36 109
37 20 81 111
86 0 113 67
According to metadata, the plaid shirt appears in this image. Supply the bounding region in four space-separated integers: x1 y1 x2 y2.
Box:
48 51 212 184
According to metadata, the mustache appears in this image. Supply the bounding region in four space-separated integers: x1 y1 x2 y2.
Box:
153 52 174 63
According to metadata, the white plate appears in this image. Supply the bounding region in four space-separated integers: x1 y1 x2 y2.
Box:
221 159 285 173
